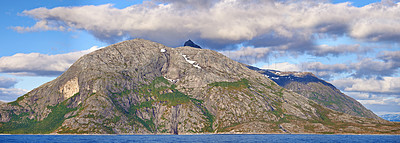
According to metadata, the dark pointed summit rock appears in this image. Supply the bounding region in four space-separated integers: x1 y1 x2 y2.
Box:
184 39 202 49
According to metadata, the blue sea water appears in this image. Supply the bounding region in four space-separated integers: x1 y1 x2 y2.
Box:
0 134 399 143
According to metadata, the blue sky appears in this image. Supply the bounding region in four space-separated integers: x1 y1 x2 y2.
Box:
0 0 399 115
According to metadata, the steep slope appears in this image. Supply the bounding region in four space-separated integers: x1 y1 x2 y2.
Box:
248 66 379 119
0 39 398 134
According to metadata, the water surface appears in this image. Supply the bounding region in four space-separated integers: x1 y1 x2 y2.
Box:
1 134 399 143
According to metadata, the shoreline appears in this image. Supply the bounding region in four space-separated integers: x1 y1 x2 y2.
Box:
1 133 399 136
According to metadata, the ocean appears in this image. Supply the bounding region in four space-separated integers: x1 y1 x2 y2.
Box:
0 134 399 143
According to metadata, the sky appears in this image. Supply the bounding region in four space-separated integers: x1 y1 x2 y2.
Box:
0 0 399 115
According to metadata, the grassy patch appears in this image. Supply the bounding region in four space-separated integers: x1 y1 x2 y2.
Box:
0 101 79 134
158 91 191 106
310 102 335 126
208 78 250 88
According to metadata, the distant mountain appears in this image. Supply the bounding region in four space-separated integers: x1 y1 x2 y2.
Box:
184 39 202 49
0 39 398 134
248 66 380 120
380 114 400 122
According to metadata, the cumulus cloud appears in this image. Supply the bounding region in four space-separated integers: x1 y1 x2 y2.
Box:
261 62 301 72
261 61 350 80
261 49 400 80
378 51 400 64
331 77 400 94
12 0 400 51
351 58 399 78
0 77 18 88
302 62 350 78
12 20 66 33
0 46 101 76
0 88 28 102
308 44 371 57
221 46 271 64
344 91 400 114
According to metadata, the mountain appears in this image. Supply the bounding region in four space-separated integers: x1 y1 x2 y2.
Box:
248 66 380 119
184 40 202 49
380 114 400 122
0 39 399 134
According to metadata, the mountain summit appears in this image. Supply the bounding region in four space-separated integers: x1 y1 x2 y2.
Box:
184 39 202 49
0 39 398 134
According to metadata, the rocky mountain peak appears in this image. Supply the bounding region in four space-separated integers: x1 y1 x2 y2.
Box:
0 39 398 134
184 39 202 49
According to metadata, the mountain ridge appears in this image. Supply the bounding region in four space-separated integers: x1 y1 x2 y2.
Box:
0 39 398 134
247 66 380 119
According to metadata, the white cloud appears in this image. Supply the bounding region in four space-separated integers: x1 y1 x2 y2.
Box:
350 58 398 78
332 77 400 114
0 77 18 88
331 77 400 94
309 44 371 56
260 52 400 80
261 61 350 80
0 88 28 102
0 46 102 76
12 0 400 49
12 20 66 33
261 62 301 72
221 46 271 64
358 99 387 105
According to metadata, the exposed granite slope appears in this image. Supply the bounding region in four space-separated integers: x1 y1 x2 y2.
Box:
0 39 398 134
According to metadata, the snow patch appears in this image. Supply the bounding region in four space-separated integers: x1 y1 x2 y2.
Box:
164 76 178 83
160 49 166 53
182 54 201 69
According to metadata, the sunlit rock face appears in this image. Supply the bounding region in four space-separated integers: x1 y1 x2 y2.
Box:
0 39 398 134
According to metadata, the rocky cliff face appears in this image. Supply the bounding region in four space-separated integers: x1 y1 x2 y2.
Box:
248 66 380 120
0 39 399 134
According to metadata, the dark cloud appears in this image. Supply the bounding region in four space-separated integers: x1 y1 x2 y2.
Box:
351 58 399 79
378 51 400 64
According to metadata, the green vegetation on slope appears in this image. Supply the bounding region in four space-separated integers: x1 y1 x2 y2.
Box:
109 77 215 133
209 78 250 88
0 96 79 134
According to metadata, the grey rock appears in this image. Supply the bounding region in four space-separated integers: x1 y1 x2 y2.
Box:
0 39 399 135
